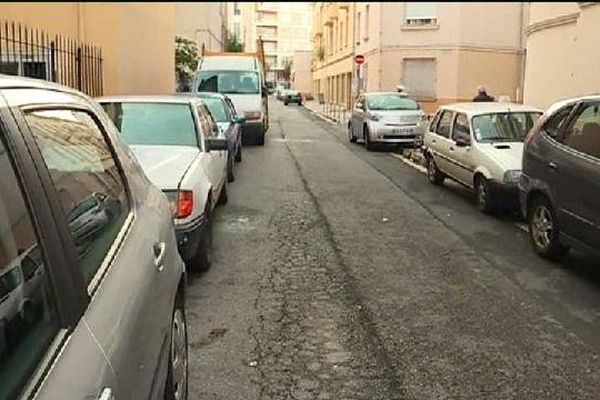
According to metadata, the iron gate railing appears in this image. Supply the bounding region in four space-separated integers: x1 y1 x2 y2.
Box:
0 20 103 96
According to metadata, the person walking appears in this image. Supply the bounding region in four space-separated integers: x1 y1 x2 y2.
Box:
472 85 495 102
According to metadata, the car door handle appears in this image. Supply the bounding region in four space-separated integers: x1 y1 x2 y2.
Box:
153 241 166 268
432 139 437 143
548 161 557 170
449 146 455 151
97 388 114 400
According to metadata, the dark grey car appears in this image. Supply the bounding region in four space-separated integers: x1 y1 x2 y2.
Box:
519 95 600 260
0 75 188 400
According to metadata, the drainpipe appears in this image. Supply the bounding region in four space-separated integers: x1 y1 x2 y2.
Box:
518 3 526 103
77 2 85 41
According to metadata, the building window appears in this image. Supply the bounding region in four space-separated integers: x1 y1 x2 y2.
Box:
404 2 438 26
234 2 240 15
364 5 370 40
403 58 437 99
234 22 240 38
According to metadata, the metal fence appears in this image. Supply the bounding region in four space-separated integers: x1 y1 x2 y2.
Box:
0 20 103 96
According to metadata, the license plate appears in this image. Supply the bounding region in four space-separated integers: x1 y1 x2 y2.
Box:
393 128 413 135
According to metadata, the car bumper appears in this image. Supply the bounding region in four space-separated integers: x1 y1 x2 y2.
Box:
489 180 520 208
174 214 207 262
369 124 421 146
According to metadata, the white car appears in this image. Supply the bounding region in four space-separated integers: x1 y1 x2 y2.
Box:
98 95 228 271
423 102 542 213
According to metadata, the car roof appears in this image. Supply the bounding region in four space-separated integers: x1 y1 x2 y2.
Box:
0 74 75 92
545 94 600 115
179 92 228 100
438 102 543 116
95 95 201 105
199 55 259 71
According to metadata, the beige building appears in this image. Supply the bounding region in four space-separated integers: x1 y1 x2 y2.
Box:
351 2 526 114
291 50 312 94
311 3 356 109
227 2 312 84
0 2 175 95
176 2 227 53
523 2 600 109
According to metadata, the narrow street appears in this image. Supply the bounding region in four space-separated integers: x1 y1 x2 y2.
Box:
186 99 600 400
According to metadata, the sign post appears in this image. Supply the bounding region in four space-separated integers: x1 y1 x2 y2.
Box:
354 55 365 93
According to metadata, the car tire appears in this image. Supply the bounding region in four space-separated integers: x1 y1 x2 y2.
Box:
235 146 242 163
348 123 356 143
475 175 496 214
217 182 228 206
528 195 569 260
191 203 212 273
164 294 188 400
284 101 289 106
426 155 445 185
257 132 265 146
364 126 374 151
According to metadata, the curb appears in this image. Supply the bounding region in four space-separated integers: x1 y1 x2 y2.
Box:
302 104 343 125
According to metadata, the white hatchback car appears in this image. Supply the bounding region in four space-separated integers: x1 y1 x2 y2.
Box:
423 102 542 213
98 95 228 272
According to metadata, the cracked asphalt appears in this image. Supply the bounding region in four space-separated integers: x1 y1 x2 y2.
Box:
186 98 600 399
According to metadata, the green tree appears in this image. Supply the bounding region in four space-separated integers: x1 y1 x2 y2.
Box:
282 57 293 81
175 36 198 91
225 33 244 52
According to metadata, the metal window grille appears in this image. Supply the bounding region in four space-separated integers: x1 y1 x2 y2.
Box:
0 20 103 96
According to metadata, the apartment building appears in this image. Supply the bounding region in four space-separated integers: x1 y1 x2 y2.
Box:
523 2 600 109
352 2 525 113
291 50 312 94
0 2 176 95
227 2 312 85
176 2 227 53
311 3 356 109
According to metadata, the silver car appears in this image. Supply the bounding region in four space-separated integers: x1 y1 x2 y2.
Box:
348 92 426 150
0 75 188 400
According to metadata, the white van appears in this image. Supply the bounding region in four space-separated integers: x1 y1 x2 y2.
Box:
194 55 269 145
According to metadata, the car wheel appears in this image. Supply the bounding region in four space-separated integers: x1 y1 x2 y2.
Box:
348 123 356 143
475 176 496 214
217 181 228 206
528 196 569 260
426 155 445 185
284 101 289 106
164 295 188 400
364 126 374 151
235 146 242 163
192 203 212 272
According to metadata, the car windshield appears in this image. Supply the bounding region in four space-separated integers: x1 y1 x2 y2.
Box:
199 97 231 123
472 112 542 142
197 70 260 94
101 102 198 147
366 94 418 111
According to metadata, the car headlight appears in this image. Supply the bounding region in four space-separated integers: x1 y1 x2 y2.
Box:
244 111 261 120
503 170 521 183
367 112 380 121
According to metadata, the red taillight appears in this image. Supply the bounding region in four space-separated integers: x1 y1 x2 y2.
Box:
177 191 193 219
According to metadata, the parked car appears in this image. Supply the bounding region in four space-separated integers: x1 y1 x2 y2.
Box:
283 90 302 106
348 92 426 150
520 95 600 260
194 54 269 145
0 75 187 400
276 85 290 101
181 92 245 182
98 95 229 272
424 102 542 213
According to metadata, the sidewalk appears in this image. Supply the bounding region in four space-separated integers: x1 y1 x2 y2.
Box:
302 99 350 126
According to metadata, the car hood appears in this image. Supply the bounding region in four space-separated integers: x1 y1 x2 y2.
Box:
369 109 424 125
478 142 524 170
225 94 262 115
129 145 200 190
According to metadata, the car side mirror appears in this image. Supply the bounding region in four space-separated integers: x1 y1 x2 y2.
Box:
205 137 228 151
233 116 246 125
455 135 471 147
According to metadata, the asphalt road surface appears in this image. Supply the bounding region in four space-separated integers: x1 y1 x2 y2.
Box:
186 98 600 400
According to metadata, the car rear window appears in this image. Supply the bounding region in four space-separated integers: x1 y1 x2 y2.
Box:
472 112 542 142
101 102 198 147
366 94 418 111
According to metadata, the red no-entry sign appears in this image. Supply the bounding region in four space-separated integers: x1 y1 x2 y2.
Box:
354 54 365 64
